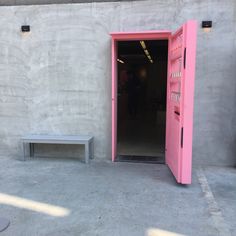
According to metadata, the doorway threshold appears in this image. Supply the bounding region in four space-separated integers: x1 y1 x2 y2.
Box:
116 155 165 164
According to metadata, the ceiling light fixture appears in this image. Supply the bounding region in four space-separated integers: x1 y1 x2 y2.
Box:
144 49 149 55
117 59 125 64
140 41 146 50
140 40 154 64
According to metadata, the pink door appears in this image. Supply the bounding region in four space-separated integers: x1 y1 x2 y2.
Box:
166 21 197 184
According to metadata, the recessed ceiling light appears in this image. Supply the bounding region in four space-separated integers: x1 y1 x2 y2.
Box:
140 41 146 50
140 40 153 64
117 59 125 64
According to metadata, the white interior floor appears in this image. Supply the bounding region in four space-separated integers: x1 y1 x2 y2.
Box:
117 111 166 157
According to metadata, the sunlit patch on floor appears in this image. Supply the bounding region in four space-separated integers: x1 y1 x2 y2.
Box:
146 228 186 236
0 193 70 217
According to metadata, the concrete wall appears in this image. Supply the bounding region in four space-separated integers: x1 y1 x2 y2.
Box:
0 0 235 165
0 0 142 6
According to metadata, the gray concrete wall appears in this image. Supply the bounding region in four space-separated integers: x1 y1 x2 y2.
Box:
0 0 235 165
0 0 141 6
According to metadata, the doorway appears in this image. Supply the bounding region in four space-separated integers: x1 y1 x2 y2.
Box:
116 40 168 163
110 22 197 184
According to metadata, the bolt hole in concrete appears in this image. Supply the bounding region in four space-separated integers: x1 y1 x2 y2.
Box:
117 40 168 163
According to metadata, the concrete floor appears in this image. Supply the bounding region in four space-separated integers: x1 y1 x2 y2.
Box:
0 156 235 236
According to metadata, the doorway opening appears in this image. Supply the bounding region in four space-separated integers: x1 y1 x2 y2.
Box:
116 40 168 163
111 23 197 184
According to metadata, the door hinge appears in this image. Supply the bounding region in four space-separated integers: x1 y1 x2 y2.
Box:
183 48 186 69
181 127 184 148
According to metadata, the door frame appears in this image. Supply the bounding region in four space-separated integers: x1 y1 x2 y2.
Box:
110 31 172 162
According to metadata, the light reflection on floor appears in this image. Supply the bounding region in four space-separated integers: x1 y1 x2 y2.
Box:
0 193 70 217
146 228 186 236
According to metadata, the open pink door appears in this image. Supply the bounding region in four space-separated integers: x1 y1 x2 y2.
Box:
166 21 197 184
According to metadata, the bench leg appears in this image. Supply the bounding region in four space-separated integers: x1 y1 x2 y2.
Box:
30 143 34 157
22 142 27 161
85 142 89 164
90 139 94 159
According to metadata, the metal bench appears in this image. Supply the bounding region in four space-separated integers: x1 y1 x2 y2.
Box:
22 135 94 164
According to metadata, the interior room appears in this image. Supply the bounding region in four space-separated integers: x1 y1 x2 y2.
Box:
116 40 168 163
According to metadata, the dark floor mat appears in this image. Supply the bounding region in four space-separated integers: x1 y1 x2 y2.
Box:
116 155 165 164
